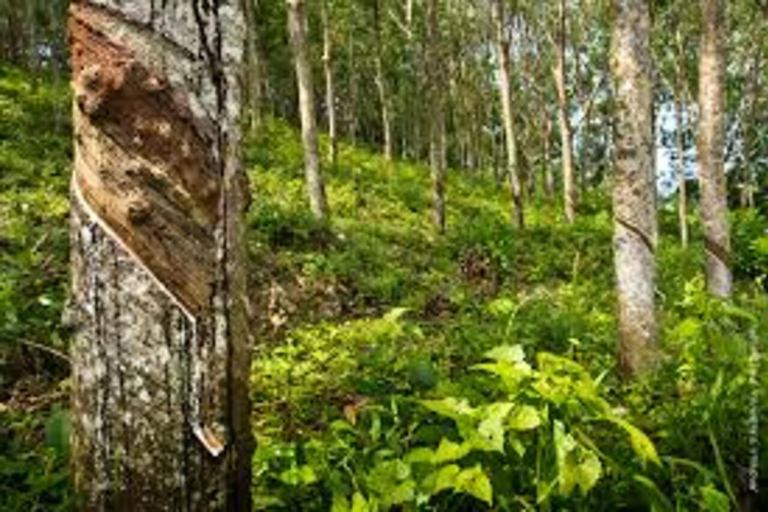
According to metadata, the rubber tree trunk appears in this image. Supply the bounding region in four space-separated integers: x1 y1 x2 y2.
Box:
288 0 329 220
611 0 657 377
67 1 252 509
427 0 446 233
553 0 576 223
244 0 265 134
493 0 524 229
697 0 731 298
321 0 337 166
373 0 393 162
674 93 689 248
543 109 554 199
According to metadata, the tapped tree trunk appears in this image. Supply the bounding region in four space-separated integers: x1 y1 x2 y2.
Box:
67 1 252 509
553 0 576 223
321 0 337 166
697 0 731 298
288 0 329 220
493 0 524 229
611 0 657 377
427 0 446 232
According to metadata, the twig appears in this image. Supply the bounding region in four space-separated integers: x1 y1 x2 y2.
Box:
18 339 71 364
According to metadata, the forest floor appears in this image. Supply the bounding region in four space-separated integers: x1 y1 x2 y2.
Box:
2 66 768 510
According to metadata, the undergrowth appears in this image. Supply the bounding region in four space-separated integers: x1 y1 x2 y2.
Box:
1 66 767 510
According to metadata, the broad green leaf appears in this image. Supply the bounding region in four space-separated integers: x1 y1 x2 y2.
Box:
476 402 514 452
485 344 526 363
507 405 541 431
404 447 435 464
331 493 350 512
554 421 601 495
420 397 476 421
700 485 731 512
432 464 461 493
387 480 416 505
279 464 317 486
609 418 661 466
433 438 471 463
473 361 532 392
351 492 369 512
454 465 493 505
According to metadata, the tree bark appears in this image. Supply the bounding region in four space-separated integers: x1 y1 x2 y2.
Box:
674 93 689 247
321 0 337 166
697 0 731 298
373 0 393 162
243 0 265 134
553 0 576 223
543 108 554 199
427 0 446 233
67 1 252 509
611 0 657 377
493 0 524 229
287 0 329 220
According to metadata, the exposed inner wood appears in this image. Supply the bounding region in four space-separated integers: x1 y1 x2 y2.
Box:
70 2 218 316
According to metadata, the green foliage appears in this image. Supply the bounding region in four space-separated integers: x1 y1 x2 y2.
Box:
0 65 71 389
3 66 768 511
0 407 78 512
253 345 664 510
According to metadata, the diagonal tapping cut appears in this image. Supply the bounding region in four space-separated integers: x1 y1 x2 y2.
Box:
70 1 219 317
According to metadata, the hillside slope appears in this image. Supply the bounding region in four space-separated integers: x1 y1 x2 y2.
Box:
1 67 767 510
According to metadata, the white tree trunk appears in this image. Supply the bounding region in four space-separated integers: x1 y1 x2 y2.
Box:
611 0 657 377
288 0 329 219
493 0 524 229
427 0 446 232
321 0 337 165
697 0 731 298
553 0 576 223
68 1 251 509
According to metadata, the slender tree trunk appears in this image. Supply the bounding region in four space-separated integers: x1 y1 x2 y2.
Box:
543 109 554 199
287 0 329 219
67 1 252 509
244 0 265 134
427 0 446 232
321 0 337 166
493 0 524 229
741 51 761 209
675 30 689 246
611 0 657 377
553 0 576 223
374 0 393 162
674 93 689 247
348 32 358 145
697 0 731 298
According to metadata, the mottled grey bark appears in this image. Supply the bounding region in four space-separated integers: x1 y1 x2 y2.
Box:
611 0 657 377
697 0 731 298
287 0 329 220
553 0 576 223
373 0 393 162
543 109 554 199
67 1 252 510
674 92 689 247
427 0 446 233
493 0 524 229
321 0 337 166
243 0 265 133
